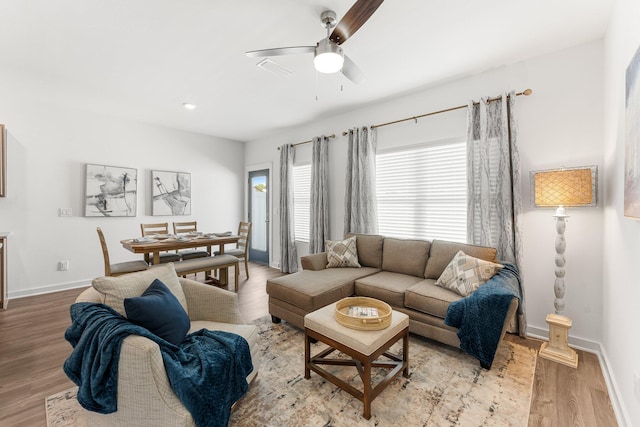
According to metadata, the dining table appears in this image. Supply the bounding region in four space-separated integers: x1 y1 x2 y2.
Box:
121 233 240 284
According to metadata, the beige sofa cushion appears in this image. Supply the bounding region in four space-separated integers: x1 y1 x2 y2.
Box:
355 271 425 307
404 279 463 318
381 238 431 277
92 263 187 317
424 240 497 279
266 267 379 312
346 233 384 268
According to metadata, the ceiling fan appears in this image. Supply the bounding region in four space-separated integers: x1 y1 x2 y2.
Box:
245 0 384 84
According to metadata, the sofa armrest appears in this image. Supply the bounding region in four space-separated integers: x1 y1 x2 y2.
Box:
86 335 191 426
75 287 105 303
301 252 328 270
180 278 245 324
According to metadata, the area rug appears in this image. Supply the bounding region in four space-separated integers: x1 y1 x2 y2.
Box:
46 316 536 426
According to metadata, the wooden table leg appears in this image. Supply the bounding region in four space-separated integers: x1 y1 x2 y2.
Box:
305 330 311 379
218 244 229 285
153 251 160 265
403 331 410 377
363 359 372 420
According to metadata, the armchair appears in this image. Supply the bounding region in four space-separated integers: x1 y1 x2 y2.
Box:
74 265 259 426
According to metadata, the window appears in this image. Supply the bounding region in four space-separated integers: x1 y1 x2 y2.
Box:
376 138 467 242
292 163 311 242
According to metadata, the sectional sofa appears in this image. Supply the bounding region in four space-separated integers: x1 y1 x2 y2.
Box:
266 234 522 368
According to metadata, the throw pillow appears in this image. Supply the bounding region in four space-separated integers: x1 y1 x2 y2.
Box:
92 263 187 317
124 279 190 345
435 250 504 297
326 236 361 268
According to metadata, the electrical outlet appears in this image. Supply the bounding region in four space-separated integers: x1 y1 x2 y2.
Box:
58 260 69 271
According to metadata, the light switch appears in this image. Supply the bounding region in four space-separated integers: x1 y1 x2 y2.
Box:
59 208 72 217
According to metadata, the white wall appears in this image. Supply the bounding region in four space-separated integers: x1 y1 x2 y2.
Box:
0 94 245 298
603 0 640 425
245 41 605 347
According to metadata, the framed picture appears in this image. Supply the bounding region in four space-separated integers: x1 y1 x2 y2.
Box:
625 44 640 219
151 170 191 216
0 124 5 197
85 164 137 217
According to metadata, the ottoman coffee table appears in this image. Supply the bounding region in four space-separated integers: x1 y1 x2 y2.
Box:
303 302 410 419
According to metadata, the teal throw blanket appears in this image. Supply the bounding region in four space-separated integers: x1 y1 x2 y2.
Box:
444 263 522 369
64 302 253 427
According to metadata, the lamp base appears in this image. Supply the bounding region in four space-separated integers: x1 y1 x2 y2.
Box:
539 313 578 368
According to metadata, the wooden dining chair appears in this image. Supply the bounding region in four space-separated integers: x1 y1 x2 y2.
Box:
215 221 251 279
172 221 210 260
96 227 149 277
140 222 181 264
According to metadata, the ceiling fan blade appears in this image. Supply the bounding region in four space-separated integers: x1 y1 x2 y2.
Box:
330 0 384 45
245 46 315 58
341 55 365 84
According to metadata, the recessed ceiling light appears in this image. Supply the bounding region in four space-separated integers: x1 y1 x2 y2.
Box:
182 102 197 110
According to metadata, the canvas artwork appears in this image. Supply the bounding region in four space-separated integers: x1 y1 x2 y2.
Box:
152 170 191 216
85 164 137 217
625 44 640 219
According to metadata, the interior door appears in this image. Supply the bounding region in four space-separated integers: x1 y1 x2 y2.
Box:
248 169 269 265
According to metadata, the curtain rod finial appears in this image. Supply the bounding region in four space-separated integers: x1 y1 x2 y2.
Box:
523 89 532 96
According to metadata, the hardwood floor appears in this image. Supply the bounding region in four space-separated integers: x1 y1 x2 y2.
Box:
0 263 618 426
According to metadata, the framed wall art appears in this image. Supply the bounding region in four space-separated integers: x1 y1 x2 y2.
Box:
625 44 640 219
85 163 137 217
151 170 191 216
0 124 5 197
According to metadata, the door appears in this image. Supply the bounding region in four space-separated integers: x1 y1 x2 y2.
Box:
248 169 269 265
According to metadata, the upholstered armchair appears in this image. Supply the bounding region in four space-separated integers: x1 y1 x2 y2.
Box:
74 264 259 426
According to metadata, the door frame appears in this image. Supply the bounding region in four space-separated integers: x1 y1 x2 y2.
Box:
245 163 273 268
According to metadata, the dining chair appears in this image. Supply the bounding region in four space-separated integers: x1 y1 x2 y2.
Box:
172 221 210 260
96 227 149 277
215 221 251 279
140 222 181 264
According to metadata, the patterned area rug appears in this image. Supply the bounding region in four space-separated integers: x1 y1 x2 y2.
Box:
46 316 536 427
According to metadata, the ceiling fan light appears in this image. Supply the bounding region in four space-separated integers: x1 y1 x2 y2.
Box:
314 39 344 73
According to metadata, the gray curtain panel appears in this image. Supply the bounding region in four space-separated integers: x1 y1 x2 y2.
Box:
466 91 526 337
279 144 298 273
344 127 379 236
309 136 329 254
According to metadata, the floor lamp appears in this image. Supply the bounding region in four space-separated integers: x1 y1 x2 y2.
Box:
531 166 597 369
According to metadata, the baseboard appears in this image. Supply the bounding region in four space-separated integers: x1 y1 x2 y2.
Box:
526 325 631 427
598 347 633 427
8 279 91 300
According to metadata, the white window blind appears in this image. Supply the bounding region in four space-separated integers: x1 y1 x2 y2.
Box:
376 138 467 242
292 163 311 243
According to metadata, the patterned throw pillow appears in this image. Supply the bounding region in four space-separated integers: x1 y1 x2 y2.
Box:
435 250 503 297
326 236 361 268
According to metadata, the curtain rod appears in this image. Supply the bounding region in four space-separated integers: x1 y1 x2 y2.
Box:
277 134 336 150
340 88 533 136
275 88 532 148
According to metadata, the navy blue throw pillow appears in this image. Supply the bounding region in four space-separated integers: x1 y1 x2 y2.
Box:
124 279 190 346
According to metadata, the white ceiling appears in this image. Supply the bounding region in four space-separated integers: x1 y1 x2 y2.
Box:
0 0 613 142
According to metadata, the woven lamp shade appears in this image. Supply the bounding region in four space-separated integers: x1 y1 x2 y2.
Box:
532 167 597 207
